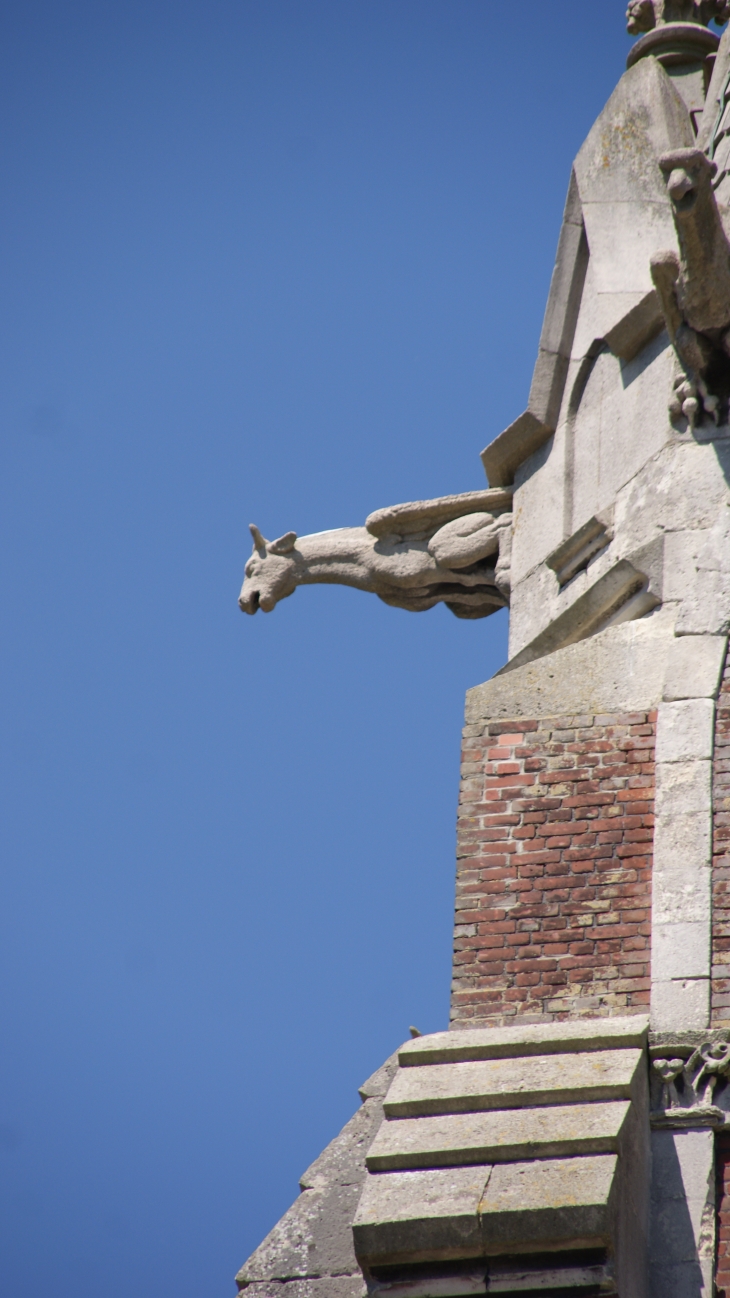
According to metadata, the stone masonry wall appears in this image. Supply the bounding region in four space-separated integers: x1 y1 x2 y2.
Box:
717 1132 730 1298
451 711 656 1026
713 647 730 1028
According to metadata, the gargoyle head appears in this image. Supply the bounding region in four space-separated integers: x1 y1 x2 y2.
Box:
627 0 656 32
658 147 717 216
238 524 299 614
627 0 730 30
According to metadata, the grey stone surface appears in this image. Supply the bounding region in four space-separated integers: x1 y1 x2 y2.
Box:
653 921 711 981
480 410 553 491
358 1053 400 1102
478 1154 618 1250
236 1053 399 1291
603 288 665 361
570 56 692 412
674 510 730 636
241 1280 365 1298
650 978 710 1033
663 634 727 700
354 1032 648 1282
650 1129 715 1298
383 1050 642 1118
507 331 676 619
353 1165 490 1264
399 1016 648 1065
655 699 715 762
546 514 613 588
504 559 658 672
655 758 712 815
480 175 587 489
652 810 711 887
652 693 714 1030
465 619 671 723
353 1156 619 1266
652 855 711 928
366 1101 631 1171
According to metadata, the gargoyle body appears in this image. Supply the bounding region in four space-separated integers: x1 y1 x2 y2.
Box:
651 147 730 426
239 490 513 620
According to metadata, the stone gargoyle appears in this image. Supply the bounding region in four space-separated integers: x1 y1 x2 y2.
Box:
238 488 513 620
626 0 730 30
650 146 730 427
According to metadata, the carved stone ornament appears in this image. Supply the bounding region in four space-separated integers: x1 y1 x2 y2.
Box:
238 489 513 620
651 147 730 428
627 0 730 31
650 1035 730 1126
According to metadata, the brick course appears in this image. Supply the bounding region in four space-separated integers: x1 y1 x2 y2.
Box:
713 647 730 1027
450 711 655 1025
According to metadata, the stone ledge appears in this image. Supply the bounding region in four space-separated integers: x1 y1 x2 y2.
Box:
366 1101 631 1171
399 1017 648 1066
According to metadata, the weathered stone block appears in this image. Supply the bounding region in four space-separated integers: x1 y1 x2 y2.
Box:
655 700 715 763
650 978 710 1032
366 1101 631 1171
478 1154 617 1252
383 1050 642 1118
399 1017 647 1066
653 810 712 878
650 1130 714 1298
652 858 711 927
663 635 727 701
353 1165 490 1264
353 1156 619 1266
655 760 712 816
466 620 669 724
652 921 711 981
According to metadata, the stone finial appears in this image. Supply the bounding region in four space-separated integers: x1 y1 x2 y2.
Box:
627 0 730 31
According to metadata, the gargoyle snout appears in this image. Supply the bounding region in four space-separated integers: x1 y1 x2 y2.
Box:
239 574 281 615
659 149 716 211
239 586 260 614
667 168 695 203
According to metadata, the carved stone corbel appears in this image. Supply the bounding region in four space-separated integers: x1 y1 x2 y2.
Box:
650 1032 730 1127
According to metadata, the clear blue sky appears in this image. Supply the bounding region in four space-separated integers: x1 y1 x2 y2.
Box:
0 4 656 1295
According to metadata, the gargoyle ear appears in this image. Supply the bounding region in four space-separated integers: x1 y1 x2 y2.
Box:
268 531 297 555
249 523 268 552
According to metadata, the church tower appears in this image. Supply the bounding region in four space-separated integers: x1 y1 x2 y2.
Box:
237 6 730 1296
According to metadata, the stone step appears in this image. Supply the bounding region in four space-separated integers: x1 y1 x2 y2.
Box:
399 1017 648 1068
383 1049 642 1118
366 1100 631 1170
353 1155 618 1267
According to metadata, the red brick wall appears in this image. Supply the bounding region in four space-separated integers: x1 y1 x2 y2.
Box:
713 647 730 1027
451 711 655 1026
717 1133 730 1298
